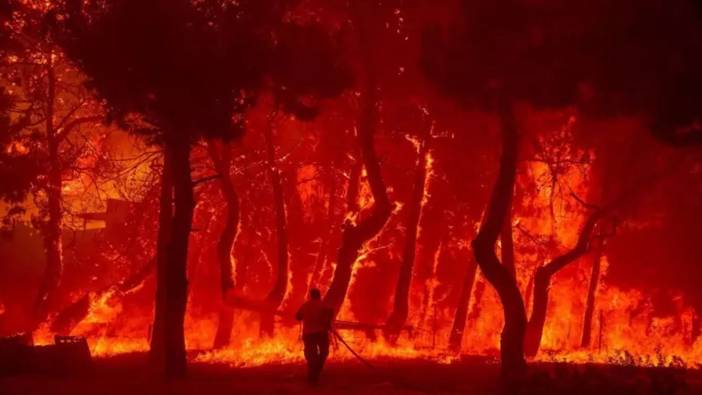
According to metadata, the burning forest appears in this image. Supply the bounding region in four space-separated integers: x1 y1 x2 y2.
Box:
1 0 702 394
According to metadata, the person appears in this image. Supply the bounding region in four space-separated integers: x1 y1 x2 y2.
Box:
296 288 333 384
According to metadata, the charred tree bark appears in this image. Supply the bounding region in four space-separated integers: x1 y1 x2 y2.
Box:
524 209 605 357
470 100 527 378
282 165 309 314
386 130 431 336
261 116 288 335
449 257 478 351
580 245 603 348
467 279 486 323
524 273 534 314
32 52 63 331
150 144 174 374
150 137 193 378
501 204 516 278
309 173 337 290
208 140 240 348
323 4 392 314
317 161 361 291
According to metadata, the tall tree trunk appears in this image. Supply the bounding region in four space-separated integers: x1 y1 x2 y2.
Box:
449 257 478 351
282 166 308 314
386 129 431 335
523 273 534 314
150 138 193 378
317 161 360 292
309 173 337 290
261 115 288 335
501 204 516 278
150 144 173 374
32 51 63 331
580 245 603 348
524 209 605 357
323 3 392 314
418 240 443 330
467 278 486 323
208 140 240 349
470 100 527 379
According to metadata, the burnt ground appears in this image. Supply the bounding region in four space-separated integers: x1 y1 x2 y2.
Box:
0 353 700 395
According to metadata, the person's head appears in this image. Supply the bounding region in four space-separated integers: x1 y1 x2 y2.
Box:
309 288 321 300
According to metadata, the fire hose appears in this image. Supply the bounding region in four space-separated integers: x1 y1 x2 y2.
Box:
330 328 376 371
329 328 436 394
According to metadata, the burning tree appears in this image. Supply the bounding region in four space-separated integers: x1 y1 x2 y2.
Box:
60 0 350 375
423 0 702 378
320 0 395 316
221 22 351 336
58 0 289 377
0 2 108 331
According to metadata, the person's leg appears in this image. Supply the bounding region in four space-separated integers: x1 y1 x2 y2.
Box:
318 332 330 373
303 335 318 383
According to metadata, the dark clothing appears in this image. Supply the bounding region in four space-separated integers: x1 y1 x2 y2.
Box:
303 332 329 384
296 299 333 383
295 300 333 336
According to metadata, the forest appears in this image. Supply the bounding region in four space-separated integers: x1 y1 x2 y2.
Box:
1 0 702 394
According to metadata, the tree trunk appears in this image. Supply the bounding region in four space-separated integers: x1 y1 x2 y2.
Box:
32 51 63 331
150 138 193 378
523 273 534 314
150 144 173 374
386 129 431 335
470 100 527 379
323 3 392 315
208 140 240 348
524 209 605 357
449 257 478 351
282 166 309 314
523 267 550 357
501 205 516 278
418 240 443 330
317 161 360 292
580 246 603 348
261 115 288 336
467 278 486 323
309 173 337 290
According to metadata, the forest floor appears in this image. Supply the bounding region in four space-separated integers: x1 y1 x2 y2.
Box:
0 352 700 395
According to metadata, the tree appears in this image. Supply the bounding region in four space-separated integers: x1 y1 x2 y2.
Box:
258 113 289 336
422 1 533 375
448 257 478 351
59 0 299 377
523 207 606 356
207 140 239 348
218 21 351 335
386 122 432 336
1 3 106 331
322 0 394 315
423 0 702 377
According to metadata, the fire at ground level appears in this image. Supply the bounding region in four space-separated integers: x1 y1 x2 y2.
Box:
0 353 700 395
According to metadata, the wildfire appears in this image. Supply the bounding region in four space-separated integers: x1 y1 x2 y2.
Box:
31 114 702 372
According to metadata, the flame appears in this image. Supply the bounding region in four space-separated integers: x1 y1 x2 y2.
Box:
13 105 701 372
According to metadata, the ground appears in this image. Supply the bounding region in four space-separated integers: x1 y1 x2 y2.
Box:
0 353 700 395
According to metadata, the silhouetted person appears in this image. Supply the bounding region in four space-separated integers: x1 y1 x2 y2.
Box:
296 288 333 384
